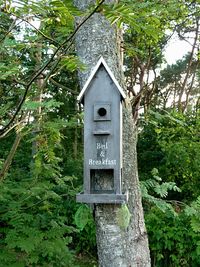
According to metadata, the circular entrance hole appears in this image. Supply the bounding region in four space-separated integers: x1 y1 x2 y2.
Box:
98 107 107 117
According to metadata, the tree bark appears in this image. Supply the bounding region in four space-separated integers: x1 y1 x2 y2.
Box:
32 43 45 158
178 19 199 112
0 132 22 182
73 1 151 266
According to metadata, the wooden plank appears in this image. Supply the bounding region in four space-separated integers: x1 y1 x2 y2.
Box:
76 193 128 204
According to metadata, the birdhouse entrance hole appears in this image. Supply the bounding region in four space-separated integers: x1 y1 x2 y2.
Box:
98 107 107 117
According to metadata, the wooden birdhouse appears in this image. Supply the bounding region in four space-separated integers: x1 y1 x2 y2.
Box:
76 57 128 204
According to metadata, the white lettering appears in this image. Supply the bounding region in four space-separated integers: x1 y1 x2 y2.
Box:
96 142 108 150
100 151 105 157
89 158 116 166
96 143 101 149
89 159 102 165
105 142 108 149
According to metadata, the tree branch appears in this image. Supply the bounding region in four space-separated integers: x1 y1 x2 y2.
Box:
0 129 23 182
178 19 199 111
50 78 78 95
0 0 106 137
20 17 60 46
0 18 22 43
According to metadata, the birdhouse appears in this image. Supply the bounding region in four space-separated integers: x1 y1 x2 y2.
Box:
76 57 128 204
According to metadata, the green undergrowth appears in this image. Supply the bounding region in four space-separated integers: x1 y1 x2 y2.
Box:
75 254 97 267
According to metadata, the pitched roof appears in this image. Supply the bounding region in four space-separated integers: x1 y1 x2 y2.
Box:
77 56 126 102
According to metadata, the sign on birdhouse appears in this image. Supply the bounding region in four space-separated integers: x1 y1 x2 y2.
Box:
76 57 128 204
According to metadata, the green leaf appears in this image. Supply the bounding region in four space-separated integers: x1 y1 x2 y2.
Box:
116 204 131 230
23 99 63 111
74 205 91 230
59 55 85 72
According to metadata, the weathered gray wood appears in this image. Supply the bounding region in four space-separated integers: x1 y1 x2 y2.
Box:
84 64 123 197
77 58 125 202
73 0 151 266
76 193 128 204
78 57 126 102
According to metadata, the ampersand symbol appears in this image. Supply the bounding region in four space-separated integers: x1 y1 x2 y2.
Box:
100 151 105 157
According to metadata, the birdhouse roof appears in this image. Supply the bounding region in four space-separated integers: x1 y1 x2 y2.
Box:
77 57 126 103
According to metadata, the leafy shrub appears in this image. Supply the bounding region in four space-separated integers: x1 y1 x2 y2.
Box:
0 122 78 266
138 110 200 201
139 110 200 267
146 208 200 267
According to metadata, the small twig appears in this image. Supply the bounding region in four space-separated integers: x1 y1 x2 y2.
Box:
0 18 22 43
20 17 60 45
166 200 186 207
50 78 78 95
21 193 71 211
0 192 73 216
0 119 26 139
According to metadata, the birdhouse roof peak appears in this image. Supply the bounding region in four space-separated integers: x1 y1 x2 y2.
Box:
77 56 126 102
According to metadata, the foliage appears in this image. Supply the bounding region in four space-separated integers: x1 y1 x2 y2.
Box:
0 0 90 264
138 110 200 266
74 205 96 254
75 255 97 267
138 110 200 201
0 128 77 266
116 204 131 230
146 208 200 267
75 205 93 231
141 168 180 214
185 197 200 234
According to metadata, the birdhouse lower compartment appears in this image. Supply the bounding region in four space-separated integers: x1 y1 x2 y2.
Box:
90 169 114 194
76 168 128 204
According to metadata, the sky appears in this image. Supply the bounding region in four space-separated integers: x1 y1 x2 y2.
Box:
164 34 192 65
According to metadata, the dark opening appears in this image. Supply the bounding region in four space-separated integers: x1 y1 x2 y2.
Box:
98 107 107 117
90 169 114 194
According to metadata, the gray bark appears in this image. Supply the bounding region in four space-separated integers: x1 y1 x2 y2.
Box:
73 1 151 266
73 0 123 87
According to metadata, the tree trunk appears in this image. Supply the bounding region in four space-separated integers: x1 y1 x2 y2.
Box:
0 132 22 182
178 19 199 112
32 43 44 158
73 1 151 266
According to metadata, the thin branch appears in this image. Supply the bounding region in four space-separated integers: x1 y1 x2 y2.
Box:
50 78 78 95
20 17 60 45
0 192 73 215
13 78 27 86
0 0 106 137
178 19 199 111
0 118 26 139
0 117 26 181
0 133 22 182
183 58 199 112
166 200 186 207
0 18 22 43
